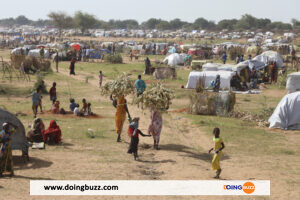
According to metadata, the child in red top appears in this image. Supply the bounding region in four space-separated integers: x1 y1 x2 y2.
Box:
127 117 151 160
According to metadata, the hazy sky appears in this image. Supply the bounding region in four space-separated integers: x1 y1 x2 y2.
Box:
1 0 299 23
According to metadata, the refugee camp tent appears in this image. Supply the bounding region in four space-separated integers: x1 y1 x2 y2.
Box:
70 43 82 51
238 60 266 71
0 109 29 158
11 47 26 55
286 72 300 94
268 91 300 130
186 70 235 90
163 53 186 67
202 63 222 71
28 49 50 58
253 51 284 68
168 47 177 54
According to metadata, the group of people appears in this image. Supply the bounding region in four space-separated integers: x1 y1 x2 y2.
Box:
235 55 245 64
26 118 62 145
109 75 163 160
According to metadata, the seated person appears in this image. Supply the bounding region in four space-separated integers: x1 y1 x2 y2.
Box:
230 72 243 91
42 120 61 144
69 98 77 111
84 103 93 116
81 98 88 113
27 118 45 143
74 104 81 116
52 100 60 114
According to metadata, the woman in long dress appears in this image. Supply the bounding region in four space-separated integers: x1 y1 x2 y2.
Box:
113 95 131 142
0 123 17 177
148 108 162 150
69 57 76 75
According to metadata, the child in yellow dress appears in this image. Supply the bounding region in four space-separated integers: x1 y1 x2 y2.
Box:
209 127 225 179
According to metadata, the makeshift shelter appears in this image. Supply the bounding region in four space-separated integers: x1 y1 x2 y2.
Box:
238 60 266 71
163 53 185 67
70 43 82 51
0 109 29 159
153 67 176 79
253 51 284 68
168 47 177 54
189 91 235 116
286 72 300 94
28 49 50 59
268 92 300 130
186 71 235 90
202 63 222 71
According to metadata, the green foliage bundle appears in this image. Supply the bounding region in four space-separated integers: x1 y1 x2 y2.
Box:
135 83 174 110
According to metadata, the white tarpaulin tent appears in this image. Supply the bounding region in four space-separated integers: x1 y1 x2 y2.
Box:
28 49 50 58
268 91 300 130
163 53 186 67
203 63 247 74
286 72 300 94
202 63 222 71
253 51 284 68
186 71 235 89
238 60 266 70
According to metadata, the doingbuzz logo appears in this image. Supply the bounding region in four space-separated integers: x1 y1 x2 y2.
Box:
224 182 255 194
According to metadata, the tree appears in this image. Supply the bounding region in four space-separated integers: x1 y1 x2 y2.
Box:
217 19 238 30
142 18 160 29
15 15 30 25
156 20 171 30
48 12 73 37
234 14 257 30
169 18 185 30
291 18 300 29
193 18 215 30
74 11 97 34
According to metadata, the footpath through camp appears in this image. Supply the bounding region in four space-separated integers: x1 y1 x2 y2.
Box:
0 50 299 200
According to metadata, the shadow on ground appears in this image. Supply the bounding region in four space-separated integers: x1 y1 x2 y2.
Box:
13 156 53 170
159 144 230 162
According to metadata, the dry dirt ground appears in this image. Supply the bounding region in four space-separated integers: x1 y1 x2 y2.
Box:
0 63 299 200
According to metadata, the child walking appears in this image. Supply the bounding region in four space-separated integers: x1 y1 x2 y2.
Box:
127 117 151 160
209 127 225 179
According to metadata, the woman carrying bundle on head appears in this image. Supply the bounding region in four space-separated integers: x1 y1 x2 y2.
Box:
148 108 163 150
111 95 131 142
127 117 151 160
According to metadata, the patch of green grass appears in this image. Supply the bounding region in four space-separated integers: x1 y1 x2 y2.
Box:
185 114 284 156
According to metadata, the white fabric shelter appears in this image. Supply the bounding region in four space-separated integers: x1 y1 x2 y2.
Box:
163 53 186 67
253 51 284 68
268 92 300 130
286 72 300 94
28 49 50 58
186 71 235 90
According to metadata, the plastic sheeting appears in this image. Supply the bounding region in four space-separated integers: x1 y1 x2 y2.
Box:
238 60 266 71
186 71 235 90
268 91 300 130
0 109 28 152
202 63 222 71
253 51 284 68
163 53 186 67
28 49 50 58
286 72 300 94
203 63 247 74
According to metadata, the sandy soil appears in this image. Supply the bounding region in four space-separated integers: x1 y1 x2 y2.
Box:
0 65 299 200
